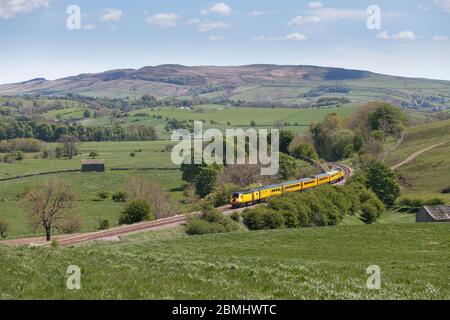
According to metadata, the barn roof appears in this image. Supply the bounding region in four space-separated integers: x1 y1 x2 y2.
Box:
423 206 450 221
81 159 105 165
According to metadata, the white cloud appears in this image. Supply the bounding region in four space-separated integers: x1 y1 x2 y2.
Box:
100 9 122 22
376 31 390 40
308 2 323 9
208 35 226 41
0 0 51 19
145 13 181 28
287 15 322 26
392 31 416 40
201 2 233 16
432 35 448 41
189 19 230 32
377 31 417 41
434 0 450 12
253 33 307 42
418 5 429 11
82 24 96 31
311 8 367 22
285 32 308 41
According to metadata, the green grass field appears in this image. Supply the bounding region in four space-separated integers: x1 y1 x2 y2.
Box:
384 119 450 201
0 220 448 300
87 104 363 138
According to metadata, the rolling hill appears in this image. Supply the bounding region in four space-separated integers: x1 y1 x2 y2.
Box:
1 64 450 110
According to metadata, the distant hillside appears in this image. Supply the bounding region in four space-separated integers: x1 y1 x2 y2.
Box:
1 64 450 110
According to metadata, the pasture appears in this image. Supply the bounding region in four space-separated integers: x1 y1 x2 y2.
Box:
0 221 448 299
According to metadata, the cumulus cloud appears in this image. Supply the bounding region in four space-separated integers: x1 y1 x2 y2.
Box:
285 32 308 41
100 9 122 22
0 0 51 19
208 35 226 41
434 0 450 12
145 13 181 28
253 33 307 42
392 31 416 40
189 19 230 32
377 31 417 40
432 35 448 41
201 2 233 16
308 2 323 9
287 15 322 26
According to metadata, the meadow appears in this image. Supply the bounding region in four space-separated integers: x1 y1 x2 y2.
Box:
86 104 363 138
384 119 450 201
0 220 448 299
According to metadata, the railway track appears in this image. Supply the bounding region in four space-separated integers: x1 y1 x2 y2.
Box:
3 162 353 247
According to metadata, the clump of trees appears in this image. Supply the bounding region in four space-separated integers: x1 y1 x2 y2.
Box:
185 204 240 235
242 175 386 230
22 179 81 241
310 102 407 162
0 138 43 152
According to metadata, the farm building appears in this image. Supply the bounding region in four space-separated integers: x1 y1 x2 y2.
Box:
416 205 450 223
81 159 105 172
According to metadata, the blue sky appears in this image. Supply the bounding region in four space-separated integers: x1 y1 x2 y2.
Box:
0 0 449 84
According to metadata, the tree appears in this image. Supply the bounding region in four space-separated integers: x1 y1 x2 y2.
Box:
23 180 77 241
0 219 8 238
89 151 99 159
363 161 400 206
124 177 179 219
195 166 218 197
290 143 318 161
279 130 295 154
367 103 406 139
83 110 91 118
119 199 154 225
278 152 297 179
58 135 80 159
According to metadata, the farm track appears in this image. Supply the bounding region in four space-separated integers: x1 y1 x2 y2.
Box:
1 162 353 247
390 140 450 171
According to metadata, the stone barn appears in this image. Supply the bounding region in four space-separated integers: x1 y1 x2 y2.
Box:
416 205 450 223
81 159 105 172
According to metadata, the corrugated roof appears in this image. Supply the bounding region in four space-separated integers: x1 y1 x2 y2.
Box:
423 206 450 221
82 159 105 165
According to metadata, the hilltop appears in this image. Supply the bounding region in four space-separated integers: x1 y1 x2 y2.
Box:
1 64 449 110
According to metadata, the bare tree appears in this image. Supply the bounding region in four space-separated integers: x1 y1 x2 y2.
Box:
124 177 179 219
23 179 77 241
58 135 80 159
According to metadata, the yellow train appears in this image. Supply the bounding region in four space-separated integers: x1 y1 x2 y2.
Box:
231 170 345 208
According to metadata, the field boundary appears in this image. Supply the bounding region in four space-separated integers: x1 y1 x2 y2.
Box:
0 169 81 182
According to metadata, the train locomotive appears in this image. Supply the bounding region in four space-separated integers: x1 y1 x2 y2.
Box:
231 169 345 208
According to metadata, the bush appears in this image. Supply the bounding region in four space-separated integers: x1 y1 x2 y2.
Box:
230 211 241 222
0 220 8 238
210 183 239 207
97 191 110 200
98 219 110 230
243 208 285 230
112 191 127 202
119 199 154 225
442 187 450 194
185 205 240 236
361 202 379 224
89 151 99 158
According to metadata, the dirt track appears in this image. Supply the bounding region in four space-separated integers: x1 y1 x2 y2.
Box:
390 140 450 171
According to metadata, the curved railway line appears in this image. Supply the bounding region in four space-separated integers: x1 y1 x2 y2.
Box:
1 162 353 247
